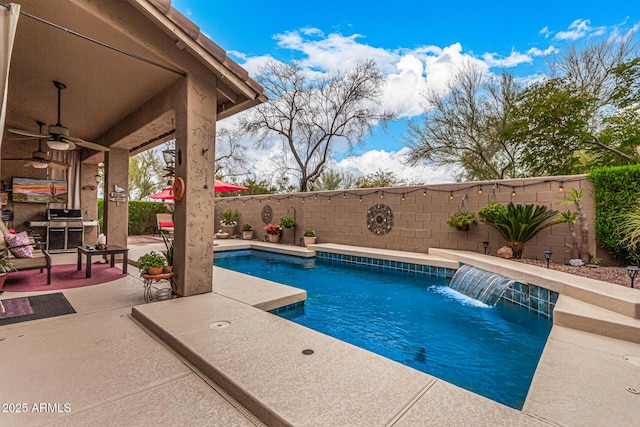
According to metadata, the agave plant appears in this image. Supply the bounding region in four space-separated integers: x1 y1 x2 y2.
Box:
480 203 559 258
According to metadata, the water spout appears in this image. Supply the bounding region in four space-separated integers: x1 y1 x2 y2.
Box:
448 265 517 306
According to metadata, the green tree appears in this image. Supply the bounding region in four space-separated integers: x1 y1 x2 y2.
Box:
508 38 639 175
355 169 404 188
405 63 523 181
314 169 357 190
128 150 164 200
242 59 392 192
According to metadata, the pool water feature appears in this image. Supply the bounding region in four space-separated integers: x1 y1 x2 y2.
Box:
214 250 552 409
449 264 518 305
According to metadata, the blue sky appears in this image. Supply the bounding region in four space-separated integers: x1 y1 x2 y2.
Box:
172 0 640 184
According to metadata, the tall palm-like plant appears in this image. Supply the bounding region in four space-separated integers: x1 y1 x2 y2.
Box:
480 203 559 258
617 204 640 264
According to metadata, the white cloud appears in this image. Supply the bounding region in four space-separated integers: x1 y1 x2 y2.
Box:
333 148 458 184
554 19 606 41
482 50 533 68
527 46 559 57
539 26 551 38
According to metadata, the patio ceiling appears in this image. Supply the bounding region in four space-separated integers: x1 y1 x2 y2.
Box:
3 0 265 162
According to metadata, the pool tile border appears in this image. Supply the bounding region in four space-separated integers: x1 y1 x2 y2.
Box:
315 251 457 279
316 251 556 318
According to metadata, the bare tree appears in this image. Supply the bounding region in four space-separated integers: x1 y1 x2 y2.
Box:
214 126 250 181
405 63 523 181
241 59 392 191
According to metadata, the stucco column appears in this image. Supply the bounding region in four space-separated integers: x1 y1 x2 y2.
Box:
173 75 217 296
103 148 129 249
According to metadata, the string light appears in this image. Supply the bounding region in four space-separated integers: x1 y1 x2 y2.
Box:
212 178 582 206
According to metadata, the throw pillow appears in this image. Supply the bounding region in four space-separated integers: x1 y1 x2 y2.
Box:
4 232 34 258
159 221 174 228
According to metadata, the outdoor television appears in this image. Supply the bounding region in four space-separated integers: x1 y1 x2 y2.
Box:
11 177 68 204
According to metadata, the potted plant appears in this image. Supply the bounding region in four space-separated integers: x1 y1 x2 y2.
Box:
303 230 317 247
161 233 174 273
215 229 229 239
137 251 166 276
219 210 238 235
242 224 254 240
0 248 16 289
264 223 283 243
447 211 477 231
279 215 297 228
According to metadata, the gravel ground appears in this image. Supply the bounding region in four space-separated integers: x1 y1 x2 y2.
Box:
514 258 633 288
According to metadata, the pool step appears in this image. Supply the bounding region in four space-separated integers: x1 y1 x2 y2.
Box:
554 296 640 344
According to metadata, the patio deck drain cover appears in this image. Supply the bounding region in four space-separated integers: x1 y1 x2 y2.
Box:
210 321 231 329
302 349 314 355
623 355 640 368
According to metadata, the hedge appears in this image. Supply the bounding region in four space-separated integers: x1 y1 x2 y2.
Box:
589 164 640 264
97 199 170 235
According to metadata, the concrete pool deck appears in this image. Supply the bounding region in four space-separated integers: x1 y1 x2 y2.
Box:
1 239 639 425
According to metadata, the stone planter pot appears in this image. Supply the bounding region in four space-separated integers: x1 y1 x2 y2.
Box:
303 236 317 247
268 234 280 243
242 230 254 240
221 225 236 236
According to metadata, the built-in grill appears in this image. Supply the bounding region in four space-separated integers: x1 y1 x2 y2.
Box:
47 209 84 251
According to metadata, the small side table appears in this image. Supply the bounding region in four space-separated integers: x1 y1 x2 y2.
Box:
77 245 129 279
142 273 174 303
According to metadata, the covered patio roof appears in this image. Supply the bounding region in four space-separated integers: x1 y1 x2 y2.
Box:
4 0 265 161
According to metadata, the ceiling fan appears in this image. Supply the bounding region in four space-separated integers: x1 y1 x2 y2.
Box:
8 81 109 152
4 121 71 170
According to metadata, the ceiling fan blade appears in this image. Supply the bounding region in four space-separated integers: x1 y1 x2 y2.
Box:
49 161 70 170
64 136 109 152
4 157 32 161
8 128 49 139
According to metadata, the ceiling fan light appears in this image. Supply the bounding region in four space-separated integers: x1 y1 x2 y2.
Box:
31 161 48 169
47 139 71 151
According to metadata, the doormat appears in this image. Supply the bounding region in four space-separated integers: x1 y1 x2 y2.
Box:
0 293 76 326
0 297 33 319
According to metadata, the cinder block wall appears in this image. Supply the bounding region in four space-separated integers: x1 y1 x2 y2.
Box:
215 174 613 265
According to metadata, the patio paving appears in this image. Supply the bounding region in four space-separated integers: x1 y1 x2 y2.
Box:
0 237 639 426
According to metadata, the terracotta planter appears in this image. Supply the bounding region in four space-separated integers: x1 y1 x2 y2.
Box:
268 234 280 243
163 265 173 273
242 231 254 240
303 236 317 247
147 266 163 276
456 225 470 232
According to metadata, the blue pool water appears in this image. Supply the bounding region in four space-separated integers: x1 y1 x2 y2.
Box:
214 250 552 409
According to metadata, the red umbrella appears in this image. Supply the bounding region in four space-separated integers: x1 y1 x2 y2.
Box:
147 180 248 200
148 187 174 200
214 179 249 193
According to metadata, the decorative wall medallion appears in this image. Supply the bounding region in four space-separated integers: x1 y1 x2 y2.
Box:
367 204 394 235
261 205 273 224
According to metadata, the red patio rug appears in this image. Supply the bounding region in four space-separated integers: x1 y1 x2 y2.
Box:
1 263 128 293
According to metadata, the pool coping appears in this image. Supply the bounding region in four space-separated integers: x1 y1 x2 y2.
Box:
135 240 640 426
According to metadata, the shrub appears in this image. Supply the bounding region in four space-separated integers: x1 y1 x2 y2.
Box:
480 203 558 258
590 165 640 264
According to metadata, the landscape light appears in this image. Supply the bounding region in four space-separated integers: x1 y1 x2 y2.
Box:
544 250 553 269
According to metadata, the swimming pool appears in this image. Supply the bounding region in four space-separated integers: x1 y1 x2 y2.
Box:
214 249 552 409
